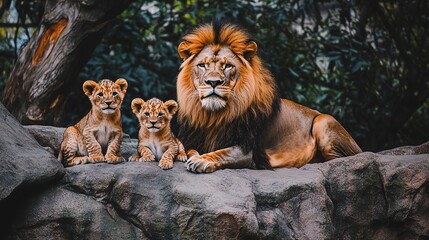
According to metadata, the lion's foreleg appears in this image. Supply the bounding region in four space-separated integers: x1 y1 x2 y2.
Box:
129 143 155 162
105 130 124 164
159 145 178 170
185 146 252 173
83 128 104 163
175 139 188 162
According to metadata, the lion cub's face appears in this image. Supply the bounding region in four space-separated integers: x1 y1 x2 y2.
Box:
192 46 239 111
83 78 128 114
131 98 178 133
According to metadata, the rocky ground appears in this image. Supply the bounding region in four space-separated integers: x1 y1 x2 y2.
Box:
0 103 428 239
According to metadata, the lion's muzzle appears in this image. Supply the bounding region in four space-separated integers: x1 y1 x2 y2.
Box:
199 85 229 111
204 79 224 88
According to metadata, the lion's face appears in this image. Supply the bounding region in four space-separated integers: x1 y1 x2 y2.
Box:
83 78 128 115
192 46 239 111
177 23 276 131
131 98 178 133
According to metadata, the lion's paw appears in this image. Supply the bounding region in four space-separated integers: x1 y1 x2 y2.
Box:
128 154 140 162
159 158 173 170
185 155 217 173
105 153 124 164
88 154 105 163
139 151 156 162
186 149 200 158
176 152 188 162
66 156 89 167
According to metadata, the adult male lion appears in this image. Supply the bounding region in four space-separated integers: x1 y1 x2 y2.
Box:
177 22 362 173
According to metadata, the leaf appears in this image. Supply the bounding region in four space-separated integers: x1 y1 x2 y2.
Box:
351 61 366 73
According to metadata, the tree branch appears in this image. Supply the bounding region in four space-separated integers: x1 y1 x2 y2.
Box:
2 0 134 125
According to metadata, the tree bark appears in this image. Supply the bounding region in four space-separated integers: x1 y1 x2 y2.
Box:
2 0 133 124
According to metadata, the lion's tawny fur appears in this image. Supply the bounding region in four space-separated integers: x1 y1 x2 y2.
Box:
129 97 187 170
58 78 127 167
177 22 362 173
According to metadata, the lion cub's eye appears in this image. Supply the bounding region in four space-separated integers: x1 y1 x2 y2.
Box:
197 63 206 69
97 92 104 97
158 112 164 117
112 92 118 96
224 63 233 70
143 112 150 117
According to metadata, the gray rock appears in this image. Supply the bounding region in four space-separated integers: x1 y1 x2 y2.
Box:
24 125 137 160
313 152 429 239
4 125 429 239
24 125 65 156
378 141 429 155
0 103 64 203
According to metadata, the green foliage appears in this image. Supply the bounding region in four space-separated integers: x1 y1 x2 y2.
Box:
1 0 429 150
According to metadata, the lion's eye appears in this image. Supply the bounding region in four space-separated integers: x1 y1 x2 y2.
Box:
197 63 206 69
158 112 164 117
143 112 150 117
224 64 233 70
112 92 118 96
97 92 104 97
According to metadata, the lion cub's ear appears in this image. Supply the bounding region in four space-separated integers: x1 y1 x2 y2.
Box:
178 42 191 60
115 78 128 93
164 100 178 116
131 98 145 115
243 41 258 61
83 80 98 96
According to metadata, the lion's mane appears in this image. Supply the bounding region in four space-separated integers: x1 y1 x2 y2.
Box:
176 22 280 169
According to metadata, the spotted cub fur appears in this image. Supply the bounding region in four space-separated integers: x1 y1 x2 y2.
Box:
129 97 187 169
58 78 128 167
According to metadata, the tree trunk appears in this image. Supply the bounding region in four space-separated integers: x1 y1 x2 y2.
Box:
2 0 132 124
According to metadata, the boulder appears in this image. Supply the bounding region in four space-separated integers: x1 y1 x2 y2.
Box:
0 104 64 203
2 125 429 239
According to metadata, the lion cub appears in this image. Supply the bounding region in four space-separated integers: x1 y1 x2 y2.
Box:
129 97 187 169
58 78 128 167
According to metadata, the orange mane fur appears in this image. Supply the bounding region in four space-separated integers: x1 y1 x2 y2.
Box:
177 23 277 130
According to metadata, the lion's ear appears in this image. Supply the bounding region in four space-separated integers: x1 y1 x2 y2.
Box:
83 80 98 96
178 42 191 60
243 41 258 61
164 100 178 116
115 78 128 93
131 98 145 115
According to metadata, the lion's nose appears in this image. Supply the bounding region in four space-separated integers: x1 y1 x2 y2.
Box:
205 79 224 88
150 120 157 125
105 100 113 105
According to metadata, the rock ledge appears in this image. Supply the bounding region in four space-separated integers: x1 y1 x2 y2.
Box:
0 120 428 239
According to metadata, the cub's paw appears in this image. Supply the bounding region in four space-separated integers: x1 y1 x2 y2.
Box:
105 153 124 164
128 154 140 162
139 151 156 162
185 155 217 173
176 152 188 162
159 158 173 170
88 154 105 163
66 156 89 167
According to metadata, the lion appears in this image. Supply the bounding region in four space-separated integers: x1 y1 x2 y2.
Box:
58 78 128 167
176 22 362 173
129 97 187 169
